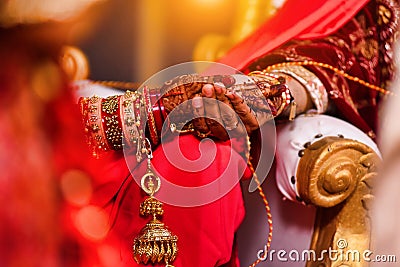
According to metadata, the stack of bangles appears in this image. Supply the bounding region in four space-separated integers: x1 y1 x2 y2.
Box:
79 73 294 157
79 87 166 159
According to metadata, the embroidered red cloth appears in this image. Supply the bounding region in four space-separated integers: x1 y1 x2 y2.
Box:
220 0 386 137
219 0 369 70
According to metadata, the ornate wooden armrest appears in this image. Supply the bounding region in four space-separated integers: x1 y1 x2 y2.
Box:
297 136 380 267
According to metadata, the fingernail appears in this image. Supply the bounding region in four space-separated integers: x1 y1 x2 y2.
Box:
203 84 214 97
192 96 203 109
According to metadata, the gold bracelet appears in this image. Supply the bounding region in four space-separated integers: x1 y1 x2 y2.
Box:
144 86 159 145
102 95 123 150
268 65 328 114
248 71 293 117
120 90 140 147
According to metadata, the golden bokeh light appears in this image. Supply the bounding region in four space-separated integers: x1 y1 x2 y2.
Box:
31 60 62 102
60 169 93 206
74 205 110 241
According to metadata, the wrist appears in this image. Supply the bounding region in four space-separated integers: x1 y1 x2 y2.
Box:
248 71 294 118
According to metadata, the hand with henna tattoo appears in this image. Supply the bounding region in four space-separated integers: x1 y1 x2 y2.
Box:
161 73 291 140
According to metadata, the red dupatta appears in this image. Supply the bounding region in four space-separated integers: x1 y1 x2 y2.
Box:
218 0 370 70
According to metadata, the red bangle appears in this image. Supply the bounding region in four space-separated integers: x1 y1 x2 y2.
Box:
143 86 159 146
149 87 164 146
80 95 111 157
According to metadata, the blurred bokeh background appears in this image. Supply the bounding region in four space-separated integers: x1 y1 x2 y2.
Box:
70 0 235 82
68 0 284 82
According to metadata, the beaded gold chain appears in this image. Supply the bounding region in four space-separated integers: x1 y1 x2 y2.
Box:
264 60 395 96
247 161 273 267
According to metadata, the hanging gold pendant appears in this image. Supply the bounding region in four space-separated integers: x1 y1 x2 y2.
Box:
133 155 178 267
133 214 178 265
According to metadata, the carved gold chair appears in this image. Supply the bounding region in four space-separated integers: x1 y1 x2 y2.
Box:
298 137 378 267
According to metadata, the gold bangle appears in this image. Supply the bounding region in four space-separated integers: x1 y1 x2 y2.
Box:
102 95 123 150
268 65 328 114
120 90 140 147
248 71 293 117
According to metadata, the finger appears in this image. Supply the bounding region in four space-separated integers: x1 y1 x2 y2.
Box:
191 95 211 137
226 91 259 133
217 101 247 138
202 97 229 140
214 84 234 110
202 84 228 140
184 81 204 99
170 81 204 123
214 85 230 103
203 84 239 134
202 83 215 98
213 85 245 135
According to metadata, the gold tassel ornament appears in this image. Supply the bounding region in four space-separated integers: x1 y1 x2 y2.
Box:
133 141 178 267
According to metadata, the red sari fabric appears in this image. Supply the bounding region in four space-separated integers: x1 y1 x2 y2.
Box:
219 0 369 70
220 0 391 137
62 134 252 267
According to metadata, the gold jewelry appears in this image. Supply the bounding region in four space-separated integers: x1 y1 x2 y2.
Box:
245 136 273 267
288 101 297 121
133 140 178 266
144 86 159 145
248 71 294 117
101 95 124 150
195 130 212 138
120 90 140 147
264 60 394 96
268 65 328 114
90 59 394 96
